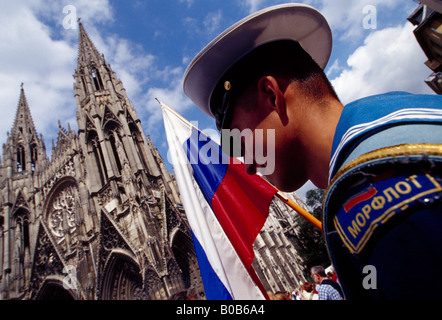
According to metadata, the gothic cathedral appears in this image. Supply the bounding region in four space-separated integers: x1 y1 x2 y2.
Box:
0 23 308 300
0 24 204 300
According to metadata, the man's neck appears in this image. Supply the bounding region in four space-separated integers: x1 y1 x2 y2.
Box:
305 98 344 189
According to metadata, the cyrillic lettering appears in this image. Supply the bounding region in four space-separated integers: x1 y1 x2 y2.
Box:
362 205 371 219
383 188 399 202
395 181 412 195
355 213 366 227
407 175 422 189
371 196 386 210
348 220 361 239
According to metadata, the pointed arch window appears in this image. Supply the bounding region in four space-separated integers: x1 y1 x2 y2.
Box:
31 144 38 172
16 215 30 255
95 140 108 185
16 145 26 172
87 131 108 185
109 133 122 175
105 122 128 177
91 68 105 91
129 123 148 170
13 209 30 289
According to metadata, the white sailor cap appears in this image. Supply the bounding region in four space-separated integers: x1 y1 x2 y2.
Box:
183 3 332 130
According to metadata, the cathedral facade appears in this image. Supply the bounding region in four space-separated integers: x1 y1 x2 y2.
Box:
0 23 307 300
0 24 203 300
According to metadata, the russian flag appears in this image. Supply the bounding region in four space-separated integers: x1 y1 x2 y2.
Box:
162 103 277 300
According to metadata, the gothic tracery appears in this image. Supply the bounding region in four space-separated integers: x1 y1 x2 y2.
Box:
47 183 78 240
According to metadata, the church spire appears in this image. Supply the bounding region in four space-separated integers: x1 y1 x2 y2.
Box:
11 83 37 144
77 22 102 68
74 22 115 103
73 22 165 192
5 84 46 174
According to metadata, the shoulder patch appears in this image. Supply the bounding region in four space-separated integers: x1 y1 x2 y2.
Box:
334 172 442 254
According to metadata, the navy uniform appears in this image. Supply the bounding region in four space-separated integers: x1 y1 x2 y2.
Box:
183 4 442 299
324 91 442 299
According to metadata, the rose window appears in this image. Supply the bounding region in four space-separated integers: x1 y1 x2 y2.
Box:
47 183 78 245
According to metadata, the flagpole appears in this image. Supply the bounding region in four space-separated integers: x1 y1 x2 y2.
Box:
156 98 202 132
157 99 323 231
275 192 323 231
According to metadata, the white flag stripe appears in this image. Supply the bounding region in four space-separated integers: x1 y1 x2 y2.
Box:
162 103 265 300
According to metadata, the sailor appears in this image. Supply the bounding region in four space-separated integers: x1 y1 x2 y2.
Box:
183 3 442 299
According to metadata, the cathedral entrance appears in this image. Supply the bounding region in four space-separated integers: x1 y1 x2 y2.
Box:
100 252 145 300
171 230 205 298
35 279 75 300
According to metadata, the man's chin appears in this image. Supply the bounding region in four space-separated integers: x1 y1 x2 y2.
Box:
265 173 306 193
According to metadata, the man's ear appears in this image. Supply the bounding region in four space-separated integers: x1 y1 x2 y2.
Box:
257 76 288 124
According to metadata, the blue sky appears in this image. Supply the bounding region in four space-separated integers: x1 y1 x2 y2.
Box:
0 0 434 197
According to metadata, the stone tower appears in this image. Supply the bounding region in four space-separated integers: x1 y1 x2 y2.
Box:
0 23 204 300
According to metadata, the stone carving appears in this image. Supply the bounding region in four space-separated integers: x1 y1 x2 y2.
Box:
42 159 76 197
29 222 65 299
47 183 79 254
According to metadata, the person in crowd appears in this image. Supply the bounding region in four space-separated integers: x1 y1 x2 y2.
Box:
274 291 291 300
310 266 344 300
300 282 319 300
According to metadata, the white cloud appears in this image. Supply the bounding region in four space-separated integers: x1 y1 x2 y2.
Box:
204 10 223 34
32 0 114 28
319 0 391 39
331 22 434 104
99 34 156 99
326 58 342 78
179 0 195 8
0 0 155 155
143 67 194 130
310 0 416 41
0 2 78 147
242 0 267 14
183 10 224 39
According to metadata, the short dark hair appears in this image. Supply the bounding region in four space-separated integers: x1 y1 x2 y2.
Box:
209 40 339 132
211 40 339 114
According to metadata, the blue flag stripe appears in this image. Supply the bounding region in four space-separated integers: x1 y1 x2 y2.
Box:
191 231 233 300
185 127 228 203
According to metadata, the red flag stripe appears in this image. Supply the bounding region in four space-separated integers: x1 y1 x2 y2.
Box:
211 162 277 299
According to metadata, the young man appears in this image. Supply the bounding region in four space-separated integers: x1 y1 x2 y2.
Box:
183 4 442 299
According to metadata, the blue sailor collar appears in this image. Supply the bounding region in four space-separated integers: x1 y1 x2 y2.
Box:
329 92 442 183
